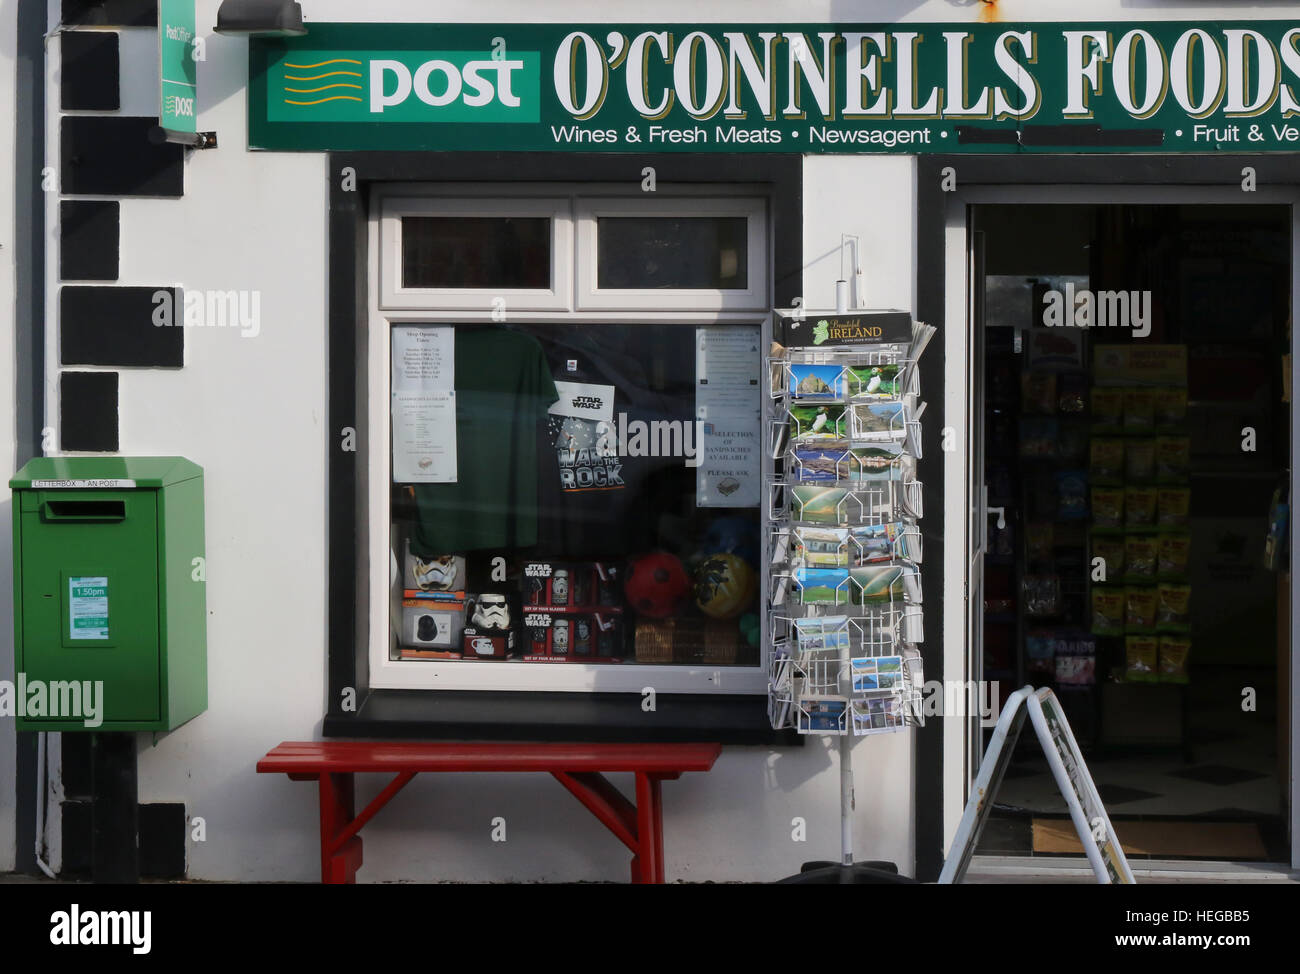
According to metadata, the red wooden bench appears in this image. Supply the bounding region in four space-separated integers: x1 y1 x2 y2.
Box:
257 740 722 884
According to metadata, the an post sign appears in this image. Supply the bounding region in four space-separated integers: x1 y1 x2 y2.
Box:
250 22 1300 153
159 0 198 136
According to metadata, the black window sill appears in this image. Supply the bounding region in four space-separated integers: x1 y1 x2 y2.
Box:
323 689 801 745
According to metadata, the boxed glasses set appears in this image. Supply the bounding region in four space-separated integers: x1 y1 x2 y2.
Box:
520 561 625 662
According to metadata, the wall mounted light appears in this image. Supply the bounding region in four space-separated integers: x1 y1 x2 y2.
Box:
214 0 307 36
836 233 864 313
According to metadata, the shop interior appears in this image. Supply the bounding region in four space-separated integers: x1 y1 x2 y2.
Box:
970 203 1291 863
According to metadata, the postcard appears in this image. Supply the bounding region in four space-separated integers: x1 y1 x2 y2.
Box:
794 527 849 568
790 486 872 524
789 363 847 400
794 567 850 605
849 522 901 564
788 403 847 445
846 363 903 399
848 400 907 439
851 655 902 693
849 565 907 603
791 447 851 483
851 695 907 735
801 697 848 732
842 442 907 482
795 615 851 653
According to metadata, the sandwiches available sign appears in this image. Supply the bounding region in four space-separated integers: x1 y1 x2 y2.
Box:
251 22 1300 153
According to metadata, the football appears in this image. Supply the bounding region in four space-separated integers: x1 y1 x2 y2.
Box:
625 552 691 618
695 553 757 620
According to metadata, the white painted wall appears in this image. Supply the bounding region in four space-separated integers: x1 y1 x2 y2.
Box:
107 19 329 880
802 156 916 314
2 0 1279 881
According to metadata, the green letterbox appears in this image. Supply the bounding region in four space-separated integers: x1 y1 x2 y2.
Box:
10 457 207 732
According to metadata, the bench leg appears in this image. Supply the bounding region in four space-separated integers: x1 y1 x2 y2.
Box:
319 772 361 884
632 773 665 884
553 770 669 884
326 837 364 884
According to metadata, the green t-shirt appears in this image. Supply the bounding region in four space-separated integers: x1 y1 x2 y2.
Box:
410 328 559 555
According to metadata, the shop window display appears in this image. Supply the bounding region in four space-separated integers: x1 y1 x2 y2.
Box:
388 321 762 666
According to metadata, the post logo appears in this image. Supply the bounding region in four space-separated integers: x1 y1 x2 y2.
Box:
270 50 540 123
165 94 194 118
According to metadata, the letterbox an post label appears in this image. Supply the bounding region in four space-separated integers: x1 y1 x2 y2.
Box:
69 577 109 640
32 479 137 488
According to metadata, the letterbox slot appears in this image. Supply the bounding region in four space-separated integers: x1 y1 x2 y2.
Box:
42 500 127 521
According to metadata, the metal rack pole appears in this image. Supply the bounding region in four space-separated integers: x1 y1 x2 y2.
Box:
839 713 855 865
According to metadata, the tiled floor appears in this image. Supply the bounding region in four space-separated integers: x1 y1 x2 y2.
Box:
979 667 1287 860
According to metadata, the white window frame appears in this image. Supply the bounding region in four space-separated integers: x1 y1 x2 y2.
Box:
575 196 768 311
378 196 573 311
367 183 771 694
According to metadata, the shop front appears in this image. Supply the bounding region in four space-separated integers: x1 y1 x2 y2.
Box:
3 2 1297 883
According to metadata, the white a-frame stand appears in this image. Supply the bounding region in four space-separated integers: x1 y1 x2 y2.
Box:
939 686 1137 884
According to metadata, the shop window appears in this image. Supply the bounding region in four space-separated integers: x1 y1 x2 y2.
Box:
401 216 551 289
577 197 768 311
370 188 769 693
379 197 572 311
596 216 748 290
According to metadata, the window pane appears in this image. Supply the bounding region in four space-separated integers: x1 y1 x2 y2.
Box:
597 216 747 289
389 322 762 666
401 216 551 289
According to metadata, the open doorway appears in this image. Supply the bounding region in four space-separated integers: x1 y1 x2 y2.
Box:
970 203 1291 863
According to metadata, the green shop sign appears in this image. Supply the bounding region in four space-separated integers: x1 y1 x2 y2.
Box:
159 0 198 136
249 22 1300 153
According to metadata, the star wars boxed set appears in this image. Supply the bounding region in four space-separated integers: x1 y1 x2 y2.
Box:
521 561 625 661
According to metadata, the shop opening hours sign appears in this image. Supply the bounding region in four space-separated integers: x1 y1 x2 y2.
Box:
251 21 1300 153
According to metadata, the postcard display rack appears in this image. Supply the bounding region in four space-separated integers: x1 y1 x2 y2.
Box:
764 314 934 881
766 331 930 740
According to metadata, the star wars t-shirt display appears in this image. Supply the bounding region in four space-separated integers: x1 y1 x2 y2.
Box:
536 338 683 559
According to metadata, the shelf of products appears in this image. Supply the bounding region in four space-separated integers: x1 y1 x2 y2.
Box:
987 336 1196 751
